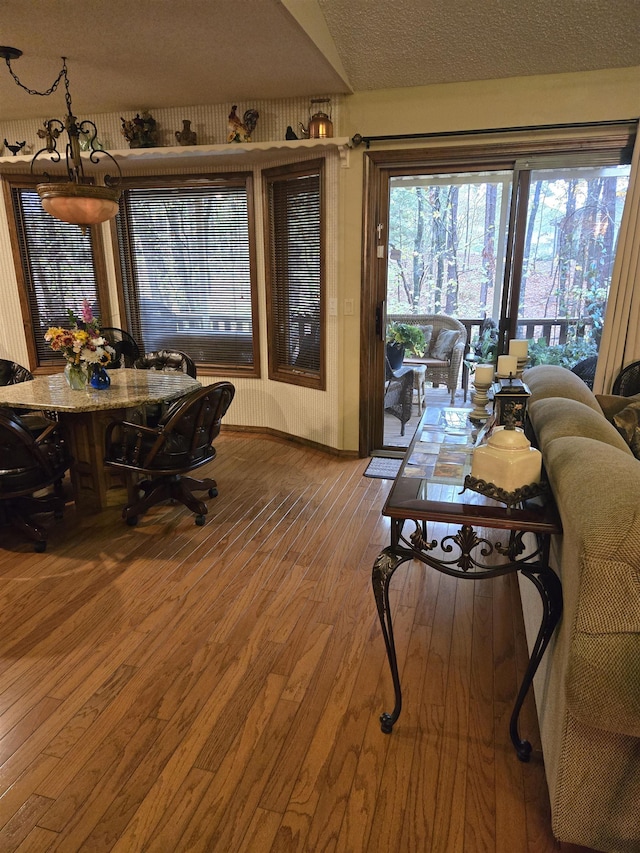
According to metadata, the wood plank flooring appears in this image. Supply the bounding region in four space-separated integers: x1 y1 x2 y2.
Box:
0 430 571 852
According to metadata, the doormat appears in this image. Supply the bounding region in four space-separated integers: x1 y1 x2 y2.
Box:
363 457 402 479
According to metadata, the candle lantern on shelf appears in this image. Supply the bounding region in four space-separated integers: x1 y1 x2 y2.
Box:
492 376 531 430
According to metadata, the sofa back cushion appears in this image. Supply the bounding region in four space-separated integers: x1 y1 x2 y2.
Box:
528 397 632 456
523 364 601 412
544 435 640 736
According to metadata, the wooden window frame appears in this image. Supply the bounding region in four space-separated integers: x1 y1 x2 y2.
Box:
263 159 325 390
111 172 260 378
2 173 111 373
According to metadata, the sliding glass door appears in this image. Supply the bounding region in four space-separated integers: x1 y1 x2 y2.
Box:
364 134 634 452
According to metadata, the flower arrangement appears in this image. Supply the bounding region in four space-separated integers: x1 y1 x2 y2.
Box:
45 299 114 366
45 300 115 388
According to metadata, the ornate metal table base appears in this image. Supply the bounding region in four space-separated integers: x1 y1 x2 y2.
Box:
372 519 563 761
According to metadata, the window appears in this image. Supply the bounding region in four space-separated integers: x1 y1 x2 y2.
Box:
3 176 108 369
264 161 325 389
115 174 259 376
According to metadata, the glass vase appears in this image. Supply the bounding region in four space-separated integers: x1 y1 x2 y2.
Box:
89 364 111 390
64 361 88 391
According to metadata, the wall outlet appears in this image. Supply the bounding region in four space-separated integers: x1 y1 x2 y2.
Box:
344 299 354 315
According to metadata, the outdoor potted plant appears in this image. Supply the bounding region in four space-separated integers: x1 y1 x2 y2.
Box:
386 321 426 370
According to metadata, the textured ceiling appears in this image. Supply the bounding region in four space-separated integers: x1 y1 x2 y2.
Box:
0 0 638 121
317 0 640 90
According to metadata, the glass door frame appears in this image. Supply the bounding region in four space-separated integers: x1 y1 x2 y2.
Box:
360 127 635 456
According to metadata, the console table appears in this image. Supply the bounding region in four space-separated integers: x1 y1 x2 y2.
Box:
372 407 563 761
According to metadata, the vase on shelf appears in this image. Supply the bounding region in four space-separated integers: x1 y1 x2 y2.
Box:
64 361 88 391
88 364 111 390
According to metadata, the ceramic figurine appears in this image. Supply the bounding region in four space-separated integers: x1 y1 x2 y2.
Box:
227 105 259 143
175 119 197 146
121 110 159 148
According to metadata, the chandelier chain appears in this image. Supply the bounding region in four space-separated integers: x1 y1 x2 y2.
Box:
4 55 67 99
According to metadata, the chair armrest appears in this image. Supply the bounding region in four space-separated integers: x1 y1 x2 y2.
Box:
450 340 465 375
105 419 167 468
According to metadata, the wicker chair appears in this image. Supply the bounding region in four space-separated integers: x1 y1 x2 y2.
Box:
387 314 467 405
384 358 414 437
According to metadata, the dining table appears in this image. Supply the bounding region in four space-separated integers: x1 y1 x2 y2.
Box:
0 368 200 514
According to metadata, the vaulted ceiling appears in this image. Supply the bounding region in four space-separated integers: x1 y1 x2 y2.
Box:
1 0 638 121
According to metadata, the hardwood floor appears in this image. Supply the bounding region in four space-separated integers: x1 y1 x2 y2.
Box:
0 430 568 852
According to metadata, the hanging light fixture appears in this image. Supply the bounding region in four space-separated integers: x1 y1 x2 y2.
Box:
0 46 121 229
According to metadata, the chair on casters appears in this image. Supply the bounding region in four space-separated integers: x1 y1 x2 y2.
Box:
133 350 198 425
101 327 141 368
0 409 71 551
0 358 56 430
104 382 235 526
133 349 197 378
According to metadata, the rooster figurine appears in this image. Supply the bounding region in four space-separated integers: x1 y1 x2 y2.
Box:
227 105 259 143
3 138 26 156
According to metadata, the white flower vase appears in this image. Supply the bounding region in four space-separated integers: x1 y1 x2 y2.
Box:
64 362 87 390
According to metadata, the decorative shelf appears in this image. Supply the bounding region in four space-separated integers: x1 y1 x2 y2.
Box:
0 137 352 172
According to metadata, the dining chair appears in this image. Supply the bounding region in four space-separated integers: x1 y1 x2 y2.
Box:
104 381 235 526
133 349 198 425
101 327 141 368
133 349 197 377
0 409 71 551
0 358 55 430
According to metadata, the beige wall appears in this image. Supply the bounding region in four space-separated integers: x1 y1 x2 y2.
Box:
1 68 638 452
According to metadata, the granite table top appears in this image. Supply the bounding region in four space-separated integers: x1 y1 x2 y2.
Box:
0 369 201 413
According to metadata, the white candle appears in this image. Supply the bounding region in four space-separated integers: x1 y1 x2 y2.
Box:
508 339 529 358
474 364 494 384
497 354 518 377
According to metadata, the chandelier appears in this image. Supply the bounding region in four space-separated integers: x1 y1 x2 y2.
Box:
0 46 121 230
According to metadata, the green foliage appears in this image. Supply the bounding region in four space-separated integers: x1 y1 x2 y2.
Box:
470 326 498 363
386 322 426 356
527 332 598 369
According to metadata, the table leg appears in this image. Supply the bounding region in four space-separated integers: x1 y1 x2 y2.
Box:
509 562 563 761
371 546 411 733
59 408 134 513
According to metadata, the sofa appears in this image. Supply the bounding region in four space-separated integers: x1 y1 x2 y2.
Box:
519 364 640 853
388 313 466 405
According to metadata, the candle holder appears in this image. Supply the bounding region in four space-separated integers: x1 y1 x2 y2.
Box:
516 357 528 378
469 378 492 422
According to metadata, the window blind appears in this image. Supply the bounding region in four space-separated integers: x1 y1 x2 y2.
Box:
265 163 324 388
10 187 103 365
116 178 258 373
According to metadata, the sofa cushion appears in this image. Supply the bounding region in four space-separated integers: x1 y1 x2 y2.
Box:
528 397 632 456
523 364 601 412
543 435 640 736
430 328 459 360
